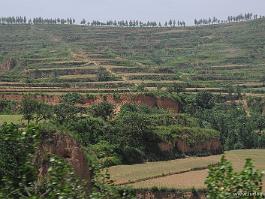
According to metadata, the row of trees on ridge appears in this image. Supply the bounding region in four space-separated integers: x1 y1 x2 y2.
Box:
194 13 264 26
1 13 264 27
0 16 76 25
80 19 186 27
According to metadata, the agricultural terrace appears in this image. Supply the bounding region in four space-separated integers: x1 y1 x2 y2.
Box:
0 18 265 97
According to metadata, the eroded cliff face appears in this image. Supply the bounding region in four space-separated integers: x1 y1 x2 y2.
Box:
0 94 61 105
0 58 16 71
83 94 180 113
159 138 222 155
175 138 222 154
35 132 92 192
156 97 180 112
0 93 181 113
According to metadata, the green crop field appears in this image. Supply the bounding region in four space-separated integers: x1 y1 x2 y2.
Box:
0 115 24 124
109 150 265 190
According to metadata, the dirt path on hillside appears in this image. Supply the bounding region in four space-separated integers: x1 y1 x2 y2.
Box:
242 98 251 117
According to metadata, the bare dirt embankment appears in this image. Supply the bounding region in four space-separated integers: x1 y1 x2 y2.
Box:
35 132 92 192
0 93 181 113
159 138 222 155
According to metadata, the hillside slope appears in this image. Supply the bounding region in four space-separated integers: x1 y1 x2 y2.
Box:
0 19 265 94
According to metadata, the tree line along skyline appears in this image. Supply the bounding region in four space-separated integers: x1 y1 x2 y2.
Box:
80 19 186 27
0 17 76 25
194 13 264 26
0 13 264 27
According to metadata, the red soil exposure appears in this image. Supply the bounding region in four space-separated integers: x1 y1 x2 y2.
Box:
83 94 180 113
0 58 16 71
0 94 61 105
159 138 222 155
35 132 92 192
0 93 180 113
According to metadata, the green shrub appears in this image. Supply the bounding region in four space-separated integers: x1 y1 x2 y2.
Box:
90 141 122 167
155 125 220 146
121 146 146 164
195 91 215 109
89 102 114 120
86 94 96 100
38 156 87 199
61 93 83 104
206 157 263 199
0 124 39 198
0 100 17 114
68 117 108 146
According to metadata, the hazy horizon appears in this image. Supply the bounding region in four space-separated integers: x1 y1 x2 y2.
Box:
1 0 265 24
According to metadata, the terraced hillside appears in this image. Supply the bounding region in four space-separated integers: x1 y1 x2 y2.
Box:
1 19 265 198
0 19 265 96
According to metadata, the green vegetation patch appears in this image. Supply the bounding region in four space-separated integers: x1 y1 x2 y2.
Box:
155 125 220 145
0 115 23 124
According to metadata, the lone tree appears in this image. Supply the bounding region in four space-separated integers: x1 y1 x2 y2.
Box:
96 67 111 82
89 102 114 120
20 96 39 124
20 96 53 124
195 91 215 109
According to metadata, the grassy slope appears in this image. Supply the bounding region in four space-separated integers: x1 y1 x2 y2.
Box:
0 19 265 94
109 149 265 189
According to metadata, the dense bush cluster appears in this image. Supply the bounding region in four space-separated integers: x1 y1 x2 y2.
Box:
0 99 17 114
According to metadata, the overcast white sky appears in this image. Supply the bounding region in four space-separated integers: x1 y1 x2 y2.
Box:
1 0 265 24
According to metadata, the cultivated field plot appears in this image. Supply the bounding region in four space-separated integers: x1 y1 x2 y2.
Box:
109 150 265 189
109 155 221 184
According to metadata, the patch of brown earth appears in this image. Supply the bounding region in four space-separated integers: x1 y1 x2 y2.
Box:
159 138 222 155
0 93 180 113
0 58 16 71
83 94 180 113
35 132 92 192
0 94 60 105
